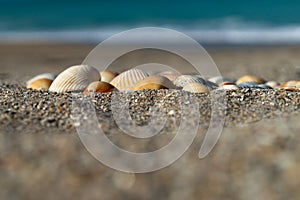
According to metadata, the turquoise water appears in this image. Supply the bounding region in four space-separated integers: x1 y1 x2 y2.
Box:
1 0 300 44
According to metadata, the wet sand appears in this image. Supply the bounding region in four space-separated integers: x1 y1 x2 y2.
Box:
1 44 300 200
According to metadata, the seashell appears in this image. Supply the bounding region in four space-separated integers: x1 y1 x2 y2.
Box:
204 80 218 90
130 75 176 91
237 82 271 89
49 65 100 93
282 87 300 92
236 75 265 84
182 82 209 93
110 68 149 91
218 84 239 90
208 76 235 85
84 81 116 94
265 81 280 88
156 71 180 82
219 81 236 86
280 80 300 88
26 73 56 90
173 75 207 88
100 70 118 83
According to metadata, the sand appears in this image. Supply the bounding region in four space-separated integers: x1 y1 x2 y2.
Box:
1 44 300 200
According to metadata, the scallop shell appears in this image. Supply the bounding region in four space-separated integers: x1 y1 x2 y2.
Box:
49 65 100 93
130 75 176 91
156 71 180 82
182 82 209 93
236 75 265 84
84 81 116 94
26 73 56 90
100 70 118 83
110 69 149 91
173 75 207 88
280 80 300 88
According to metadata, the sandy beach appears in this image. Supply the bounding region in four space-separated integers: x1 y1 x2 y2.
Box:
1 44 300 200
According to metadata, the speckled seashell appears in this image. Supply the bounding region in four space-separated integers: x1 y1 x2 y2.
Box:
173 75 207 88
280 80 300 88
237 82 271 89
130 75 176 91
236 75 265 84
110 68 149 91
265 81 280 88
208 76 235 85
49 65 100 93
182 82 209 93
156 71 180 82
84 81 116 94
26 73 56 90
100 70 118 83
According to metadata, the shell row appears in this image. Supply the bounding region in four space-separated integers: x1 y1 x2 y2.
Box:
26 69 300 94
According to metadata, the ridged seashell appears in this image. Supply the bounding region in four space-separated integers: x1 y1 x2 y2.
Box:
26 73 56 90
110 69 149 91
208 76 235 85
156 71 180 82
84 81 116 94
237 82 271 89
236 75 265 84
173 75 207 88
182 82 209 93
130 75 176 91
265 81 280 88
49 65 100 93
100 70 118 83
280 80 300 88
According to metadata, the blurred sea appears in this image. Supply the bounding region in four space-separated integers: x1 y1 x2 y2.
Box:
1 0 300 45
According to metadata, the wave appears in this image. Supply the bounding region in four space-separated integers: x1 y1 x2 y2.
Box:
2 25 300 45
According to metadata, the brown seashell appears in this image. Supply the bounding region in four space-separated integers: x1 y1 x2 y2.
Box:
130 75 176 91
182 82 209 93
84 81 117 94
282 87 300 92
280 80 300 88
219 81 236 87
236 75 265 84
26 73 56 90
110 69 149 91
100 70 118 83
49 65 100 93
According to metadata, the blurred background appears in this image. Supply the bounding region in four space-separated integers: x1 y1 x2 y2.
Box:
1 0 300 45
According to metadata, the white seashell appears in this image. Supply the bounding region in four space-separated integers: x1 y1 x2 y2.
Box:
218 84 239 90
26 73 56 90
208 76 235 85
182 82 209 93
265 81 280 88
156 71 180 82
100 70 118 83
49 65 100 93
173 75 207 88
130 75 177 91
110 68 149 91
